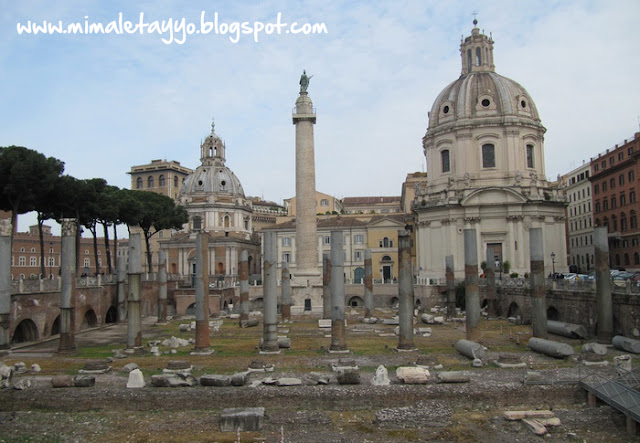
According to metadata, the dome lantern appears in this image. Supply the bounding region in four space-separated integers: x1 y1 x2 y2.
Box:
460 19 495 75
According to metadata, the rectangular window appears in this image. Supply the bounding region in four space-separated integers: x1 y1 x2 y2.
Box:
282 237 291 247
526 144 534 168
621 193 626 206
602 160 606 169
611 196 617 209
602 181 607 192
19 256 26 266
441 150 450 173
354 250 362 261
630 170 635 182
482 144 495 168
610 157 614 166
84 258 90 268
594 184 599 194
29 257 37 266
323 236 330 245
283 253 291 263
620 174 625 186
631 189 636 203
354 234 364 244
619 152 624 161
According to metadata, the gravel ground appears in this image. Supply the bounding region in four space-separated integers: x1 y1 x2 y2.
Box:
0 319 638 442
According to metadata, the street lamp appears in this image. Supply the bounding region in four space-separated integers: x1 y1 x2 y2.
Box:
551 252 556 275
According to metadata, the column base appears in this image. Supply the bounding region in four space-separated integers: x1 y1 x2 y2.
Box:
191 349 215 356
124 346 145 355
259 349 282 355
328 348 350 354
394 347 419 353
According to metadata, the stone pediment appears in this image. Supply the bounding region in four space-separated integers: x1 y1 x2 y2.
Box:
461 187 527 206
367 216 407 228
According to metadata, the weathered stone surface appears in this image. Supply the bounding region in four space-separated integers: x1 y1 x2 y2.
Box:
612 335 640 354
437 371 470 383
83 360 108 371
503 410 555 421
371 365 390 386
163 336 190 348
522 418 548 435
362 317 378 324
220 407 264 432
336 368 360 385
0 363 13 383
240 319 259 328
276 377 302 386
113 349 127 359
382 317 399 325
231 371 249 386
527 337 574 358
614 355 632 374
277 337 291 349
318 319 331 328
13 379 31 390
151 374 198 387
420 314 434 324
455 339 486 359
30 364 41 373
126 369 145 388
51 375 73 388
200 374 231 387
306 372 331 385
396 367 430 384
149 346 160 356
13 362 26 373
166 360 191 370
179 324 191 332
73 375 96 387
122 363 139 373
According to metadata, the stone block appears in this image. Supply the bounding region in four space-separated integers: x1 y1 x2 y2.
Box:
240 319 259 328
231 371 249 386
396 367 430 384
318 319 332 328
336 368 360 385
73 375 96 387
371 365 390 386
51 375 73 388
127 369 145 388
200 374 231 387
275 377 302 386
436 371 470 383
220 407 264 432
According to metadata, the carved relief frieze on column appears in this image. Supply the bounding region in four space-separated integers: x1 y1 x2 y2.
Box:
506 215 524 222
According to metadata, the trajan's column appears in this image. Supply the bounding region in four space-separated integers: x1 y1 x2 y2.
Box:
291 71 322 303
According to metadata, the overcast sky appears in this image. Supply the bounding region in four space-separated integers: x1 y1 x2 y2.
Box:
2 1 639 233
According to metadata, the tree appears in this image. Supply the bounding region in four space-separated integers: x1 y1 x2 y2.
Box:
124 190 188 270
0 146 64 236
80 178 108 276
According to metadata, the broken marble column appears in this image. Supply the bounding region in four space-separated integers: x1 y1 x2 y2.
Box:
261 231 279 353
530 228 547 338
397 229 416 351
330 231 347 352
156 251 168 324
239 250 250 322
126 232 143 350
594 227 613 343
364 249 373 318
484 248 496 317
445 255 456 318
0 219 11 350
464 229 480 341
281 261 292 321
322 253 331 319
116 255 127 323
528 337 574 358
59 219 77 352
455 339 485 360
193 230 211 353
612 335 640 354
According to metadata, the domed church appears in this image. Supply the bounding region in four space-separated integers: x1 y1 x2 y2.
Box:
161 121 261 285
414 20 567 278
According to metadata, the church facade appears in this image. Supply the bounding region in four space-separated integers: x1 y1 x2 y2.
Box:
160 123 262 285
414 21 567 279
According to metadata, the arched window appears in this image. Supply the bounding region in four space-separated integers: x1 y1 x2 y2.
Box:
441 150 450 173
174 176 179 187
158 175 165 186
635 252 640 265
148 176 154 188
482 144 495 168
475 47 482 66
467 49 472 71
631 211 637 229
621 213 627 231
223 214 230 228
136 177 143 189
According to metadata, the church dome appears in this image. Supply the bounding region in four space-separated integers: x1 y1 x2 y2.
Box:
426 23 544 135
180 122 246 198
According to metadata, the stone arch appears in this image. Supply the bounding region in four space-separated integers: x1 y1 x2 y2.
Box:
105 306 117 323
389 296 399 307
51 315 61 335
546 306 560 321
353 267 364 284
414 298 422 309
507 301 521 318
252 298 264 310
12 319 39 344
348 296 364 307
81 309 98 329
186 303 196 316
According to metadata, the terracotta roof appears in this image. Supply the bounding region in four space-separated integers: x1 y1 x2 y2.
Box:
341 196 401 205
